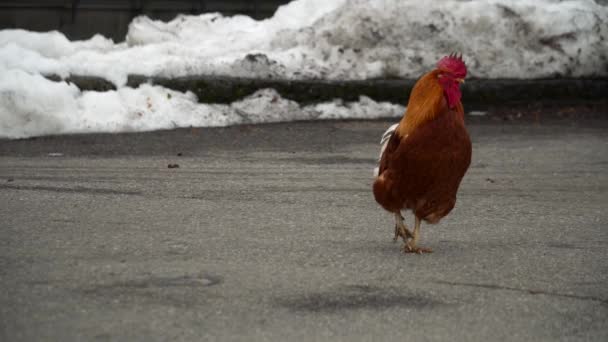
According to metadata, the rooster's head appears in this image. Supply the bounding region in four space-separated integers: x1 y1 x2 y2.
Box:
436 53 467 108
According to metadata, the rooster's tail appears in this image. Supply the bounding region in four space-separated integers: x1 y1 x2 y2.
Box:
373 123 399 177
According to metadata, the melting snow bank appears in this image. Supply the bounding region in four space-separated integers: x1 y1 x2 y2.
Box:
1 0 607 86
0 69 403 139
1 0 607 139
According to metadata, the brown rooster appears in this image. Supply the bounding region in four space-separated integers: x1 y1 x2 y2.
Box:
373 54 471 254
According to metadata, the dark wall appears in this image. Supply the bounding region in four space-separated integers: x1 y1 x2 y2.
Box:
0 0 293 42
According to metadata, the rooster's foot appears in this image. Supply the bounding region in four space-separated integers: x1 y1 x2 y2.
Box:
403 244 433 254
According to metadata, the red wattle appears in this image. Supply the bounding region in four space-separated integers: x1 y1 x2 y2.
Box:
438 77 461 109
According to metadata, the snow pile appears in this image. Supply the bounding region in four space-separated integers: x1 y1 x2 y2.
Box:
0 68 403 139
0 0 606 138
279 0 608 79
1 0 606 85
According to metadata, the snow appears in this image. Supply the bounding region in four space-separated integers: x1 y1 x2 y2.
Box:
0 68 403 139
468 110 488 116
0 0 606 138
2 0 606 84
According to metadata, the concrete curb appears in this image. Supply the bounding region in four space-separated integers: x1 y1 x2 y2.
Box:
48 74 608 107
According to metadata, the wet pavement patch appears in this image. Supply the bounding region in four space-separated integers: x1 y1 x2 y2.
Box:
275 284 443 313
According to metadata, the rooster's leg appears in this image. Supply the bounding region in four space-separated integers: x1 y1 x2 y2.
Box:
404 216 433 254
393 212 413 242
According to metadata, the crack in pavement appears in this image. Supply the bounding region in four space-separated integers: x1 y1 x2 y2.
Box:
0 184 143 196
433 280 607 304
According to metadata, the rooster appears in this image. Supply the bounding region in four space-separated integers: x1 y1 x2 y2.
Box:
373 54 471 254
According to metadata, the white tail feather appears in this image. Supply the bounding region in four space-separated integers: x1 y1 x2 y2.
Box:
374 123 399 177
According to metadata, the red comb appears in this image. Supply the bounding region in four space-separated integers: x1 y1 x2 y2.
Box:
437 53 467 78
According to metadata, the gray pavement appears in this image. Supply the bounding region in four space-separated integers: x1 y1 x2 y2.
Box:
1 114 607 341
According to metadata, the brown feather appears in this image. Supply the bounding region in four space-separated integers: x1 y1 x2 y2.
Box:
373 69 471 223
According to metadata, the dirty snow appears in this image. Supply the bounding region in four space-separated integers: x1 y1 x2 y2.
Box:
0 0 606 138
1 0 606 84
0 68 403 139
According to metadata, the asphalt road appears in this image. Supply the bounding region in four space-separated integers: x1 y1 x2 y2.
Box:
1 113 607 341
